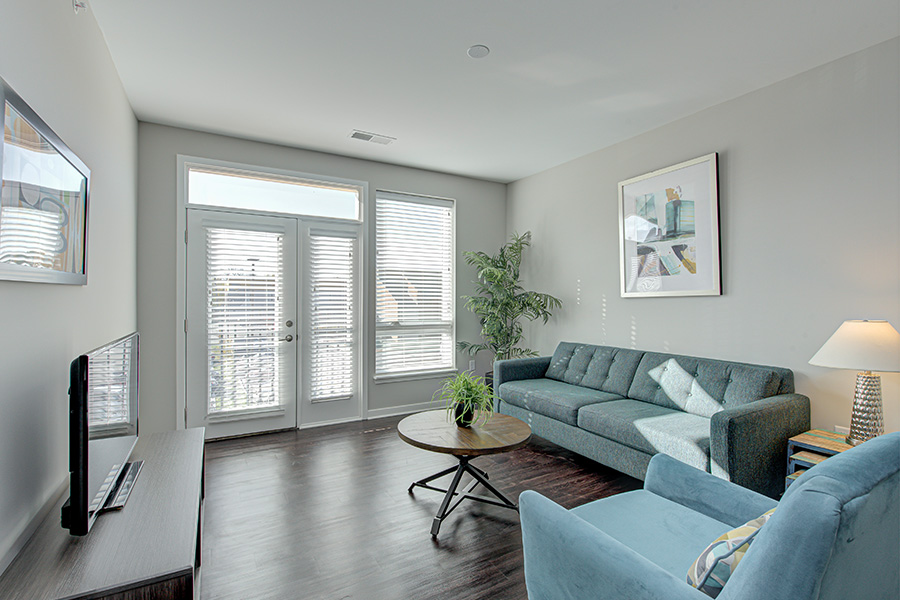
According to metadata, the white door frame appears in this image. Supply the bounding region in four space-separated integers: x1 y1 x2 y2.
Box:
175 154 368 431
185 209 300 438
299 221 364 428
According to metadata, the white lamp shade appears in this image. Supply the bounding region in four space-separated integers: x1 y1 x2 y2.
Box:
809 320 900 373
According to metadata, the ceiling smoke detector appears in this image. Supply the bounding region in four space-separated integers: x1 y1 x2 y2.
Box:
349 130 395 145
467 45 490 59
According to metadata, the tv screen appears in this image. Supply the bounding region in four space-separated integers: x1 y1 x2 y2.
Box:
61 332 140 535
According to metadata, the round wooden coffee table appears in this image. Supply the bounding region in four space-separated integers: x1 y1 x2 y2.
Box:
398 409 531 536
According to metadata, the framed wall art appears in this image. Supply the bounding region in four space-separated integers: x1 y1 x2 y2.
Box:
0 76 90 285
618 153 720 298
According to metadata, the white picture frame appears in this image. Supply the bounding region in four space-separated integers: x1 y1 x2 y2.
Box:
618 153 720 298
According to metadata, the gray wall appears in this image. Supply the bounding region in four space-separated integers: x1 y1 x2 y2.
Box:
137 123 506 434
0 3 138 565
507 38 900 433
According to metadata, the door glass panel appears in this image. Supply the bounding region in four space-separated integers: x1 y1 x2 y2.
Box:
308 231 356 402
206 227 285 413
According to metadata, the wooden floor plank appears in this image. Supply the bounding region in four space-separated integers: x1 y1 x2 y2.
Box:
201 415 640 600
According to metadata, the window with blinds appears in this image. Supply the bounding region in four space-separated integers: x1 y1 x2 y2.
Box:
309 231 356 401
375 192 454 377
206 227 285 413
87 334 138 436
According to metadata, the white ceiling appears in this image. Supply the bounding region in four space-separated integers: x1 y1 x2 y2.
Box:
89 0 898 183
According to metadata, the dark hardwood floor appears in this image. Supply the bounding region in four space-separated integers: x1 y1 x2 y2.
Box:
201 416 640 600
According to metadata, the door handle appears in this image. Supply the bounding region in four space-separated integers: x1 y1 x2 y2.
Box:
280 334 294 343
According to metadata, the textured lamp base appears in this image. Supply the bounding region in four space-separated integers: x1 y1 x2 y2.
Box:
846 371 884 446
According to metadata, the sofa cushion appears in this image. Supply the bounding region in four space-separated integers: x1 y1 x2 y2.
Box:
627 352 786 417
581 346 645 395
571 489 732 579
545 342 644 396
498 378 623 426
577 399 711 472
545 342 595 384
686 508 776 597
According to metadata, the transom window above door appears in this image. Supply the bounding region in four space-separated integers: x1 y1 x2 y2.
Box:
186 162 362 221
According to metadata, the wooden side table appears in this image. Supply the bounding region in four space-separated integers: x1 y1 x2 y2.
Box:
785 429 852 490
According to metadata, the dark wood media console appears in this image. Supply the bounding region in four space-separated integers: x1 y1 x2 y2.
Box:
0 428 205 600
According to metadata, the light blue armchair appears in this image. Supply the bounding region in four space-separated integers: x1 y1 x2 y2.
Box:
520 432 900 600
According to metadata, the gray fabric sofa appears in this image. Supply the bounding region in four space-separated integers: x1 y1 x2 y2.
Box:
494 342 811 498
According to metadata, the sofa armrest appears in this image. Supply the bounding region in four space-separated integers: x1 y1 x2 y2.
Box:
493 357 551 409
644 454 777 527
520 490 710 600
710 393 811 499
494 356 551 387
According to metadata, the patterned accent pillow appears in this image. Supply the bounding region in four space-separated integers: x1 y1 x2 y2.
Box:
686 508 776 597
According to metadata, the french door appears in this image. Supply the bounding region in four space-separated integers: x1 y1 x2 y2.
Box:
186 210 298 438
185 209 360 439
300 223 361 426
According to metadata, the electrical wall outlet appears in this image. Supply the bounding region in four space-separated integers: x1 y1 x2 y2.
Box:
468 360 476 372
834 425 850 435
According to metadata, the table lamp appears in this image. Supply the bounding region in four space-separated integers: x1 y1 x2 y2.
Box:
809 320 900 446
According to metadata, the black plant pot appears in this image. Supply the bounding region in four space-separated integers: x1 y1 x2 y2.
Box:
453 403 476 428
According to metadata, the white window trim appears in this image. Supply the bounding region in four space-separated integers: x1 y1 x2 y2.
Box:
175 155 368 428
372 368 459 384
373 189 456 381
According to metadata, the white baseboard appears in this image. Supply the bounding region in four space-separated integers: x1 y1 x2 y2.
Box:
365 400 440 420
0 476 68 577
294 402 439 430
298 415 361 429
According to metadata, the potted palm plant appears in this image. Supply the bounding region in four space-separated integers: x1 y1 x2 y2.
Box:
458 231 562 385
432 371 495 427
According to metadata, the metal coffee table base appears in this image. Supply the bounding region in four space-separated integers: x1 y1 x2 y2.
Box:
408 456 518 537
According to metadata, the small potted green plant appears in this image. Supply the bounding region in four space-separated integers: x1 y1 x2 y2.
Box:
432 371 496 427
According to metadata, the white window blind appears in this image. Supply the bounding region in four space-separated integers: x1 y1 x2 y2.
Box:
375 192 454 377
87 335 136 430
206 227 285 413
309 231 356 401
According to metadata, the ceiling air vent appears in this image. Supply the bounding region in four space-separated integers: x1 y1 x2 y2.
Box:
349 130 395 145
